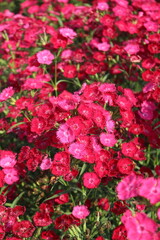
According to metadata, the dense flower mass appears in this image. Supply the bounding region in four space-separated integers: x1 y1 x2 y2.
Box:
0 0 159 239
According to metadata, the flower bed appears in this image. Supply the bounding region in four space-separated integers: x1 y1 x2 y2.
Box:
0 0 160 239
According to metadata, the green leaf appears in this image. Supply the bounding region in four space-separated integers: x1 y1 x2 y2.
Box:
8 122 25 131
11 192 24 208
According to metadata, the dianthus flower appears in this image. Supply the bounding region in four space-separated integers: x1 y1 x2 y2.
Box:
72 205 90 219
138 177 160 204
59 27 77 39
37 50 54 65
56 123 75 144
0 150 16 168
3 168 19 185
121 210 158 240
83 172 101 189
116 173 143 200
100 133 117 147
0 87 15 102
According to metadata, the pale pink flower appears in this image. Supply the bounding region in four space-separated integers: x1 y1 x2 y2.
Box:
59 27 77 39
121 210 158 240
138 177 160 204
0 150 16 168
40 157 52 170
37 50 54 65
72 205 90 219
3 168 19 185
0 87 15 102
96 2 109 11
116 173 143 200
124 43 140 55
56 123 75 144
96 42 110 51
100 133 117 147
61 49 73 59
68 142 86 159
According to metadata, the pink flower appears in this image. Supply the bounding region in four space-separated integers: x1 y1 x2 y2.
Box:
37 50 54 65
3 168 19 185
72 205 90 219
59 27 77 39
98 83 116 93
0 150 16 168
124 43 140 55
40 157 52 170
116 173 143 200
100 133 117 147
56 123 75 144
106 120 115 133
121 210 158 240
61 49 73 59
138 177 160 204
96 2 109 11
0 87 15 102
68 142 86 159
96 42 110 51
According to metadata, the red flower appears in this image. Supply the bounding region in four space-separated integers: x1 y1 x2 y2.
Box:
12 220 35 238
112 224 127 240
54 190 69 205
117 158 134 175
30 117 46 135
83 172 101 189
63 65 77 78
41 230 60 240
98 198 110 211
54 214 80 231
33 212 52 227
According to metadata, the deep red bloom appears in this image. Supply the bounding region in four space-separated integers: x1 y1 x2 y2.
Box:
54 190 69 205
98 198 110 211
112 224 127 240
54 214 80 231
33 211 52 227
41 230 60 240
12 220 35 238
111 201 128 215
63 65 77 78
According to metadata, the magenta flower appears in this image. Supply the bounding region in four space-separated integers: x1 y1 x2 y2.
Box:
37 50 54 65
59 27 77 39
3 167 19 185
56 123 75 144
100 133 117 147
0 87 15 102
40 156 52 170
116 173 143 200
72 205 90 219
138 177 160 204
121 210 158 240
